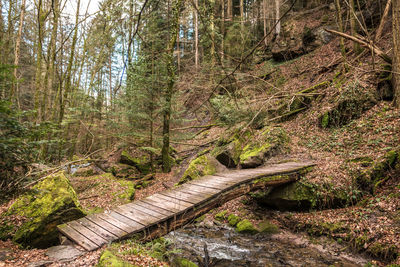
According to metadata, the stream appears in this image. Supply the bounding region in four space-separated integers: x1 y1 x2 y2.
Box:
166 224 368 267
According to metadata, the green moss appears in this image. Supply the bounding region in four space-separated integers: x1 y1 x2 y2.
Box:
236 219 258 234
171 257 198 267
97 250 133 267
194 215 206 223
3 172 86 248
258 221 279 234
120 150 150 174
214 210 227 221
321 112 329 128
178 155 218 185
227 214 240 226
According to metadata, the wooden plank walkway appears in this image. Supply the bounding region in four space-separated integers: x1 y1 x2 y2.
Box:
58 161 315 251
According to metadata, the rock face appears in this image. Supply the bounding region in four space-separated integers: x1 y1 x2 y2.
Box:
178 155 227 185
239 127 289 169
256 181 318 211
120 150 151 174
320 85 377 128
0 172 86 248
212 127 289 169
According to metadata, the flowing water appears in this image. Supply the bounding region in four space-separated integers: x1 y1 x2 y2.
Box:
166 224 368 267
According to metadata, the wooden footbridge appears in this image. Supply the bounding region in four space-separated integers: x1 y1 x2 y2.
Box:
58 161 315 251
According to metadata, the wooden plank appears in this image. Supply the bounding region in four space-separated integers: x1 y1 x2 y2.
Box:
95 213 139 233
153 193 194 208
178 183 220 194
175 186 215 199
107 211 146 229
160 190 208 204
67 220 108 247
87 214 131 237
185 181 224 190
146 194 192 211
188 180 231 190
135 200 175 217
178 183 220 193
114 206 158 226
124 203 166 220
77 217 118 241
58 224 98 251
141 197 183 213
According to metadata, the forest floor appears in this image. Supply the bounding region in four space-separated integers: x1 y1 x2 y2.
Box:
1 10 400 267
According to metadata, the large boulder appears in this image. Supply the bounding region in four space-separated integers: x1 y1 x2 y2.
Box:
110 163 139 179
257 181 319 211
0 172 86 248
120 150 151 174
211 137 242 168
239 127 289 168
178 155 227 185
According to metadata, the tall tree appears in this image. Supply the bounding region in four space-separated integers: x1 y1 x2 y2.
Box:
161 0 183 173
12 0 26 107
393 0 400 108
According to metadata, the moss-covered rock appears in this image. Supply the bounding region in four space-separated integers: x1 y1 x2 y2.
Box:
0 172 86 248
120 150 151 174
109 163 139 179
227 214 240 226
356 148 400 193
98 250 133 267
178 155 227 185
319 84 377 128
239 127 289 168
211 137 243 168
235 219 258 234
214 210 227 221
256 181 319 211
171 257 198 267
258 221 279 234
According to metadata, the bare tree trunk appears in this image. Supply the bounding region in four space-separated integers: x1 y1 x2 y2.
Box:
334 0 347 60
162 0 183 173
240 0 244 26
59 0 80 124
349 0 360 52
228 0 232 20
221 0 225 64
393 0 400 108
275 0 281 37
43 0 60 121
12 0 26 107
263 0 267 46
194 0 199 69
34 0 47 122
375 0 392 41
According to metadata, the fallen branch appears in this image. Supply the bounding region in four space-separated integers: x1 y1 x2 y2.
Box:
325 29 392 64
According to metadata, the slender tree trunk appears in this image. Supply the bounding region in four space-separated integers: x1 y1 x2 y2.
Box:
263 0 267 46
228 0 232 20
240 0 244 26
349 0 360 52
194 0 199 69
12 0 26 107
34 0 46 122
43 0 60 121
393 0 400 108
334 0 347 60
375 0 392 41
162 0 183 173
221 0 225 64
275 0 281 37
59 0 80 124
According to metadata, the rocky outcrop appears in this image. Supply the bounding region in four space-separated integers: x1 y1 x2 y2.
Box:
0 172 86 248
320 85 377 128
178 155 227 185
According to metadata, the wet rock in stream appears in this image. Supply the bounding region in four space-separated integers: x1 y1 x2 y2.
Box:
166 225 368 267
